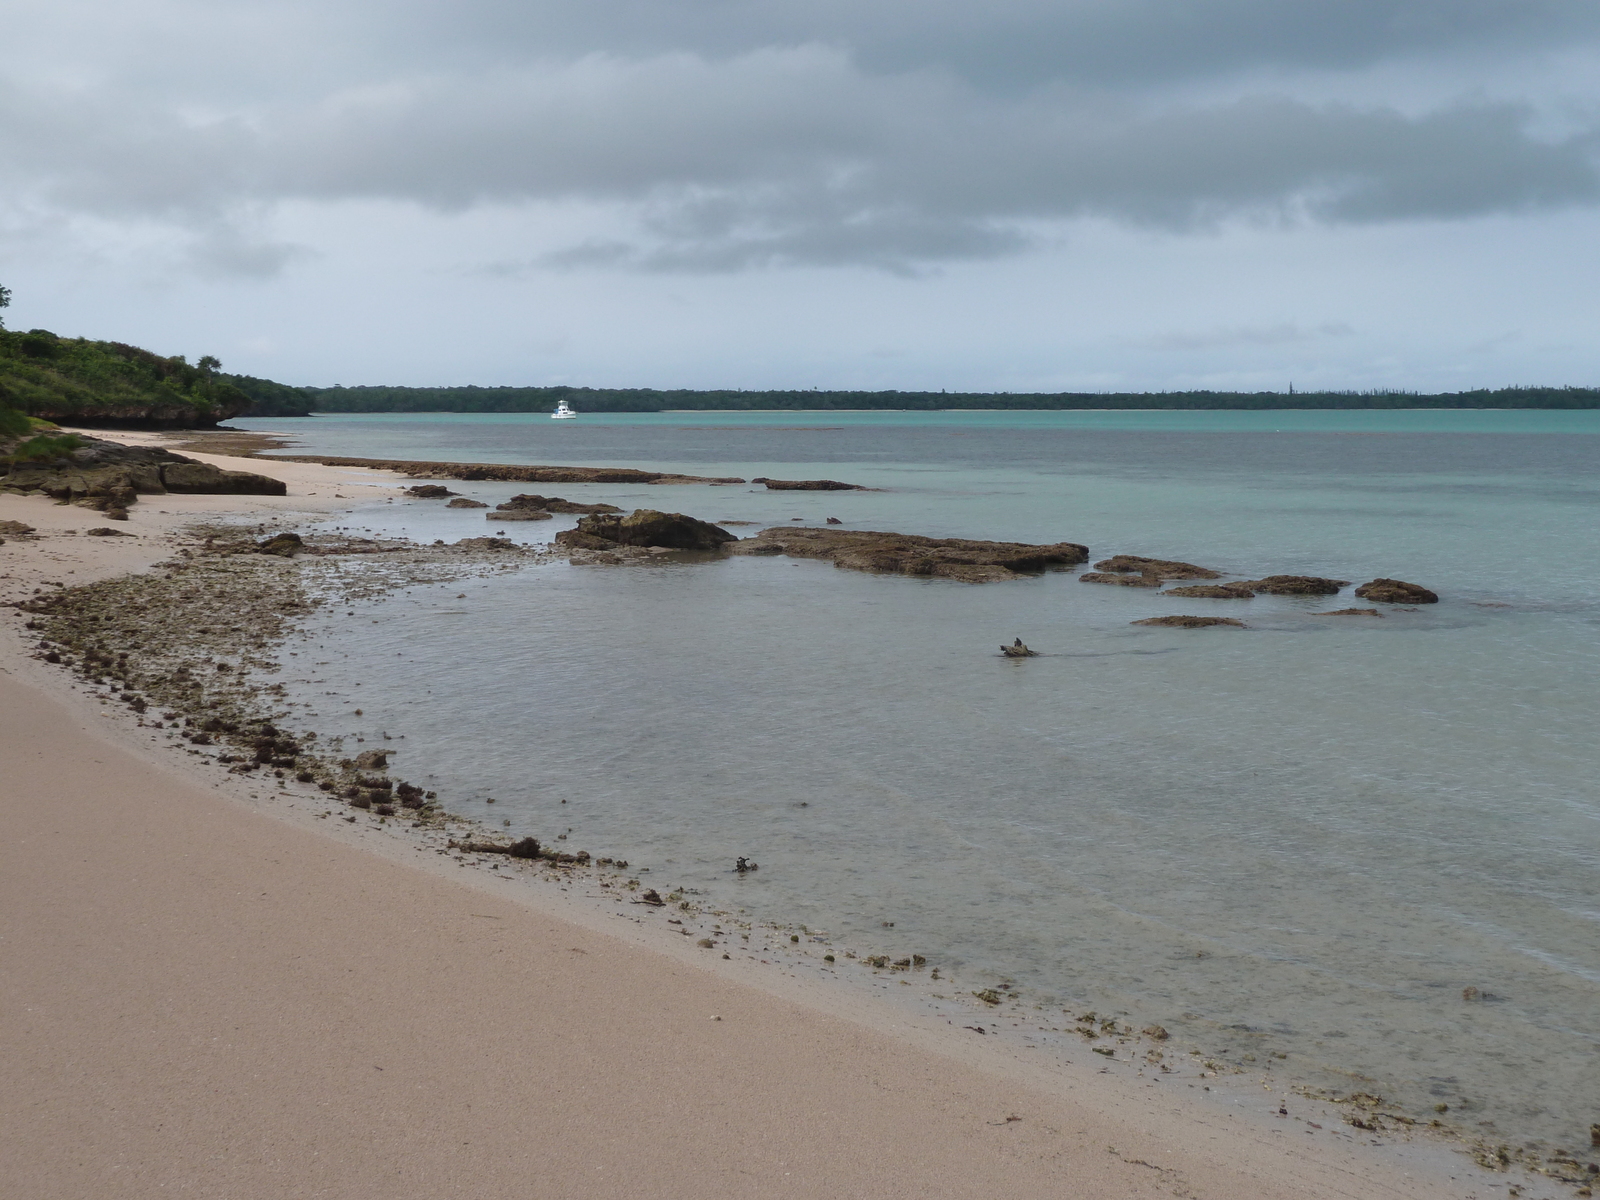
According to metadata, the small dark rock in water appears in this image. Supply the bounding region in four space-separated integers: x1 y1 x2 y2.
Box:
1093 555 1221 580
256 532 304 558
487 509 552 521
354 749 388 769
497 494 622 515
1080 571 1163 587
826 516 842 524
556 509 738 552
639 889 666 906
1463 986 1481 1001
84 526 134 537
1313 608 1383 617
732 527 1087 583
1164 583 1255 598
735 857 759 873
446 497 489 508
1354 578 1439 604
1235 575 1349 595
451 536 519 551
1132 615 1246 628
1001 638 1038 657
756 478 866 490
405 484 456 498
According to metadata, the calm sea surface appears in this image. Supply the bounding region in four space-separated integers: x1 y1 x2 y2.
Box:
241 411 1600 1147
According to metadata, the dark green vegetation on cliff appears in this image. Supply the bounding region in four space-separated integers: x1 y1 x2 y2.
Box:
298 383 1600 412
0 328 252 427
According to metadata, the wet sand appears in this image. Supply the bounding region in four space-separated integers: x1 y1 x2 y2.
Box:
0 441 1501 1199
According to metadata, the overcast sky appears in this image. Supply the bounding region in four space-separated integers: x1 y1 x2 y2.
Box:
4 0 1600 393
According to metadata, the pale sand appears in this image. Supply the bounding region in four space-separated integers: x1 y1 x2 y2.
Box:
1 445 1489 1199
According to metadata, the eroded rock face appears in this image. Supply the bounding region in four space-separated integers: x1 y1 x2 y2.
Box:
162 461 287 495
446 497 488 508
1353 578 1438 604
1235 575 1350 596
556 509 738 552
1163 583 1256 599
497 493 622 514
730 526 1088 583
1132 615 1246 628
2 435 286 506
1093 555 1221 580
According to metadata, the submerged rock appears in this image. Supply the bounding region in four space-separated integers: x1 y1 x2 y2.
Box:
1093 554 1221 580
446 497 489 508
1080 571 1164 587
488 509 553 521
1235 575 1350 595
730 526 1088 583
1132 615 1246 628
1313 608 1383 616
1354 578 1438 604
1001 638 1039 657
1163 583 1256 598
556 509 738 552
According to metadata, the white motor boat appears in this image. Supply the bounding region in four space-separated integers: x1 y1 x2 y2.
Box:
551 398 577 419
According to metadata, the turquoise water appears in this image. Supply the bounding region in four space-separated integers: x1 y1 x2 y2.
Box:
246 411 1600 1149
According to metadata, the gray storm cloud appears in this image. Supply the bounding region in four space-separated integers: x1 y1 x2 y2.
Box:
3 0 1599 273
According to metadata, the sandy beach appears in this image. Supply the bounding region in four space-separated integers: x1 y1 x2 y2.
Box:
0 440 1517 1199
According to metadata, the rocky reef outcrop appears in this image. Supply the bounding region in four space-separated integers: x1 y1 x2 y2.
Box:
1079 571 1164 587
751 477 866 491
1 434 285 516
555 509 739 553
446 497 488 508
1353 578 1438 604
1132 615 1246 628
730 527 1089 583
497 493 622 514
1235 575 1350 595
404 484 456 498
1163 583 1257 599
278 456 745 485
1093 555 1221 580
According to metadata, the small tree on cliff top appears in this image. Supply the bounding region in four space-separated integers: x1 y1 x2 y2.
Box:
0 283 11 329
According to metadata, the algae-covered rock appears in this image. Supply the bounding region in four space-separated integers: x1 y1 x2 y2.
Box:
1163 583 1256 599
1080 571 1163 587
497 493 622 514
557 509 737 552
1093 555 1220 580
730 526 1087 583
1353 578 1438 604
1132 615 1246 628
1235 575 1349 596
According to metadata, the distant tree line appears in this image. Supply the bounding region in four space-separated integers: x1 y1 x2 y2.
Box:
294 384 1600 413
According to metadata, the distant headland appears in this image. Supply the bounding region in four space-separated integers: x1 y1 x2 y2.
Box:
4 328 1598 427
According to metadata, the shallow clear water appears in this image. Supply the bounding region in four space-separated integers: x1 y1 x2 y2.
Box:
248 411 1600 1148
